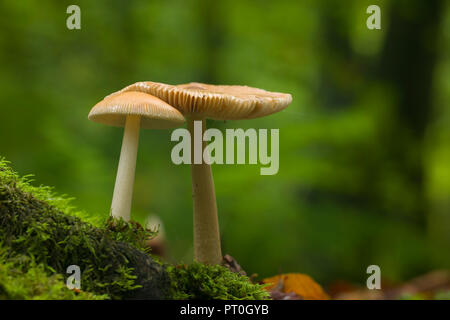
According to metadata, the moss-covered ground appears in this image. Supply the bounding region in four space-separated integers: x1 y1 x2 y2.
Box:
0 158 268 300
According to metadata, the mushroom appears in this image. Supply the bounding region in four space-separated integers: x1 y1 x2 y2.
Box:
88 91 185 221
109 81 292 264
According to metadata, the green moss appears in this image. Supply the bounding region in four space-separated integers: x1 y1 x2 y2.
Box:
0 246 108 300
0 158 158 299
167 263 270 300
104 217 155 254
0 159 100 226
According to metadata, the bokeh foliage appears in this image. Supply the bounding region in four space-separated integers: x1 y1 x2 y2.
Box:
0 0 449 286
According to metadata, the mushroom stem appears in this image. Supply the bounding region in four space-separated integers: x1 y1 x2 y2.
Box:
111 115 141 221
187 117 222 264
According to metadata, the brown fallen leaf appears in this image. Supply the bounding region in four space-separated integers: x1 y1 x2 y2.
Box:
263 273 330 300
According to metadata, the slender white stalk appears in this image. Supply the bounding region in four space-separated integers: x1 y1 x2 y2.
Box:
187 117 222 264
111 115 141 221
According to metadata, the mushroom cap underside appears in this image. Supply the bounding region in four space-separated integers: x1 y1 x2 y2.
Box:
107 81 292 120
88 91 185 129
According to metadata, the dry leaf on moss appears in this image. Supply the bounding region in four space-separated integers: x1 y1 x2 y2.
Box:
222 254 247 276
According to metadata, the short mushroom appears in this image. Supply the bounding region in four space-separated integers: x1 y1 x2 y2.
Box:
109 81 292 264
89 91 185 221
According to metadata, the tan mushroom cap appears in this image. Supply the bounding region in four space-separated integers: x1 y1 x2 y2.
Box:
89 91 185 129
107 81 292 120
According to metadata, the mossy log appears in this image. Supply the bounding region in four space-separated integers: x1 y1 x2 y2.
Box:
0 162 171 299
0 159 270 300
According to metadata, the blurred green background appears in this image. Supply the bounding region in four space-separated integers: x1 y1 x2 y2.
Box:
1 0 449 286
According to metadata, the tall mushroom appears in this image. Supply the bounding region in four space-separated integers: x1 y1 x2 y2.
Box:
88 91 185 222
109 82 292 264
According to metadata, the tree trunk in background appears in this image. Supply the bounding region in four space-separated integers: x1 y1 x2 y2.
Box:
317 0 444 236
377 0 444 228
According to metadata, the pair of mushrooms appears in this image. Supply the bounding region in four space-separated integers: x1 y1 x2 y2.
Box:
88 81 292 265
